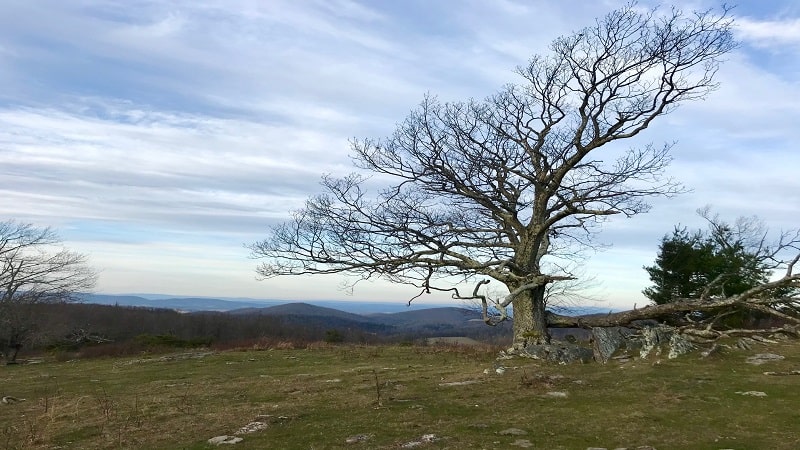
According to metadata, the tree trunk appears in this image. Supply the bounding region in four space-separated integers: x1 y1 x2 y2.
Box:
511 285 550 348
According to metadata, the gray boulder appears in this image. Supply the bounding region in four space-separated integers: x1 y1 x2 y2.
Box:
520 341 594 364
590 325 695 363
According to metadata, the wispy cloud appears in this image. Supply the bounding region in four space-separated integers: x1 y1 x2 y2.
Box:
0 1 798 307
737 17 800 47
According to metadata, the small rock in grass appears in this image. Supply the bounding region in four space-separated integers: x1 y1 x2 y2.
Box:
401 434 437 448
545 391 568 398
511 439 533 447
746 353 784 365
345 434 371 444
235 421 268 435
499 428 528 436
208 435 243 445
736 391 767 397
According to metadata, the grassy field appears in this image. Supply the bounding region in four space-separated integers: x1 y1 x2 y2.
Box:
1 340 799 449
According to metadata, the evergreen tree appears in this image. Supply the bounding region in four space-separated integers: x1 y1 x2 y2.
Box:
643 225 769 305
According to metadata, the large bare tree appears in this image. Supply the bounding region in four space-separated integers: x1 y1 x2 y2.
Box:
0 220 96 362
251 5 737 347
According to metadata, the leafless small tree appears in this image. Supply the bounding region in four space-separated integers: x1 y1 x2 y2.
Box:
0 220 96 362
251 4 736 347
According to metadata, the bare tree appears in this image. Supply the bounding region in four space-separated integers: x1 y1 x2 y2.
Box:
0 220 96 362
251 4 736 348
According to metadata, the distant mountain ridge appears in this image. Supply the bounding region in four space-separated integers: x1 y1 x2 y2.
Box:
77 293 616 339
77 294 500 335
77 293 452 314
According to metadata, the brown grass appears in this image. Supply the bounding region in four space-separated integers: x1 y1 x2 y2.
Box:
2 340 799 449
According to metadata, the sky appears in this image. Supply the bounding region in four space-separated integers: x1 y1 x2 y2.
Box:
1 0 799 310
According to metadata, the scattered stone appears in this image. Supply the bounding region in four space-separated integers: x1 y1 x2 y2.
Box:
499 428 528 436
439 380 480 386
511 439 533 447
235 421 268 435
497 350 515 360
746 353 784 365
495 366 507 375
1 396 25 404
586 445 656 449
325 379 342 383
763 370 800 376
208 435 243 445
401 434 437 448
736 391 767 397
544 391 568 398
345 434 371 444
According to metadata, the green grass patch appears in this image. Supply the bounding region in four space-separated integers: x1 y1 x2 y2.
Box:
2 341 799 449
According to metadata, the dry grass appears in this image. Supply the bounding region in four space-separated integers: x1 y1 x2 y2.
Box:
2 340 800 449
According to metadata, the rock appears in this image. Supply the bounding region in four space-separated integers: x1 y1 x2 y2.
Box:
401 434 437 447
1 396 25 404
499 428 528 436
639 326 694 359
746 353 784 365
736 391 767 397
495 366 506 375
592 327 639 363
511 439 533 447
591 325 694 363
439 380 480 386
763 370 800 376
345 434 371 444
521 341 594 364
235 421 268 435
544 391 568 398
208 435 243 445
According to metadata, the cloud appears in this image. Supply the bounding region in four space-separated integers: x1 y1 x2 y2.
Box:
0 0 797 306
737 17 800 47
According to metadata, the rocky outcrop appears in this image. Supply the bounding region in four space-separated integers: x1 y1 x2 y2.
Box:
590 325 695 363
519 341 594 363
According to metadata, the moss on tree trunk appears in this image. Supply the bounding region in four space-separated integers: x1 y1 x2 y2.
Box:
512 285 550 348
